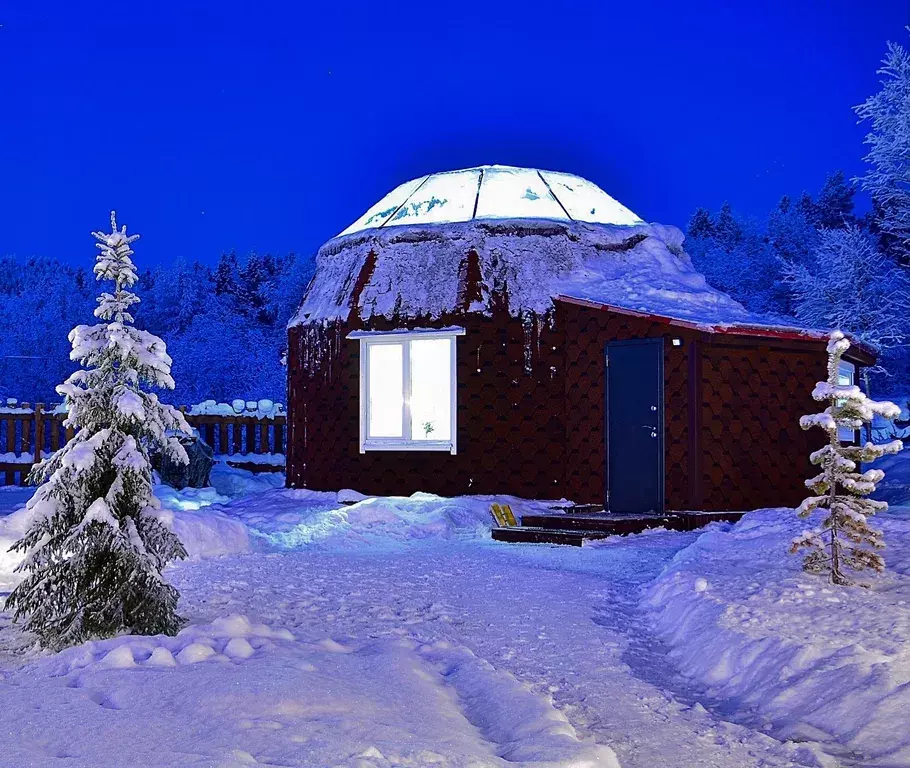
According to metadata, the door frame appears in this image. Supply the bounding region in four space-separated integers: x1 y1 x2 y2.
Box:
604 337 665 514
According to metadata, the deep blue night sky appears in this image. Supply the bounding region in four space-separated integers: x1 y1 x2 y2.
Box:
1 1 907 266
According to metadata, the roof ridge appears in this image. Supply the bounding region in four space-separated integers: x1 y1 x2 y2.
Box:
537 170 573 222
378 174 430 230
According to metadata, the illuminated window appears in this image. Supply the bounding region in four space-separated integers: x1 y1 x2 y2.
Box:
837 360 857 443
352 328 463 453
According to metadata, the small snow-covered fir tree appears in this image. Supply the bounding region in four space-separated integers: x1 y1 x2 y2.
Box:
6 212 191 649
792 331 903 585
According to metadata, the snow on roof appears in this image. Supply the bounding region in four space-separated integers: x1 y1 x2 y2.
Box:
291 218 796 331
337 165 643 237
294 165 837 340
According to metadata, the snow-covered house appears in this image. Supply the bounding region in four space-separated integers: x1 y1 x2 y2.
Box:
287 166 873 513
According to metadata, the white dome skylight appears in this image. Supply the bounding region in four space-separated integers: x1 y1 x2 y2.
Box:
337 165 643 237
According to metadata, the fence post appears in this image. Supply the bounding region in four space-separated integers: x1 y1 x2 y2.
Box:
34 402 44 469
21 403 31 457
259 421 269 454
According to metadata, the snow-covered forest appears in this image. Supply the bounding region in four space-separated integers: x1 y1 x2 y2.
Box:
688 37 910 387
3 165 907 406
0 250 314 404
687 170 910 384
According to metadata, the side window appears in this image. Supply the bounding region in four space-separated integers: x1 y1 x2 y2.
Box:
837 361 857 444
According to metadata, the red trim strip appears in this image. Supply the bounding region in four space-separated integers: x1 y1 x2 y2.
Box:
554 295 876 356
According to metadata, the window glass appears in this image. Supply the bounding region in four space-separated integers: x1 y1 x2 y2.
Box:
838 361 855 387
409 338 451 441
368 343 403 438
837 361 856 443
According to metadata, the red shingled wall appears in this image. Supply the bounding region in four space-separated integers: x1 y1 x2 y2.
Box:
286 308 567 499
287 301 837 511
558 302 832 511
558 301 695 508
698 339 828 510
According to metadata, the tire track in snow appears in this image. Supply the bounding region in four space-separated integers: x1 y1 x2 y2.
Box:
415 639 620 766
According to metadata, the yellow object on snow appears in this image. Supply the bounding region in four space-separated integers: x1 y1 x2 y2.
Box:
491 503 518 527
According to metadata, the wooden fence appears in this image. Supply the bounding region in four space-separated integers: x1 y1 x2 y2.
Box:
0 404 286 487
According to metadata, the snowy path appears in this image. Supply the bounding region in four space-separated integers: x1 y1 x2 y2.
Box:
0 483 829 767
158 537 817 768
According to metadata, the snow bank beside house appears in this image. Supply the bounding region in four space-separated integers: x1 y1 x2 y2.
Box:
0 471 260 590
228 490 560 549
873 448 910 505
208 462 286 496
0 488 35 591
642 507 910 763
0 500 251 589
3 468 558 590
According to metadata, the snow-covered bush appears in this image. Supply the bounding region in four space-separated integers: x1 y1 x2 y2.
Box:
6 212 192 649
793 331 903 585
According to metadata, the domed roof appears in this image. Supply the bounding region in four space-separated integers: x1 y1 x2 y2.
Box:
338 165 643 238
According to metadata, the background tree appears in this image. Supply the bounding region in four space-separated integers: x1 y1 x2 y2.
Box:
855 32 910 264
0 248 315 404
783 225 910 382
814 170 856 229
213 251 240 296
767 194 819 275
6 213 191 649
686 207 789 315
687 207 714 239
792 332 902 585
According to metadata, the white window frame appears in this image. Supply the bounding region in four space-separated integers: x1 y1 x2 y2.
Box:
350 327 464 454
837 360 857 444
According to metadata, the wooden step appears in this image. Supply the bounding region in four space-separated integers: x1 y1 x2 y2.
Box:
546 502 605 514
491 527 614 546
521 511 745 537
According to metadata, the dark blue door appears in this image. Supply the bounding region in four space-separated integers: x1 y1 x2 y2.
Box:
606 339 664 514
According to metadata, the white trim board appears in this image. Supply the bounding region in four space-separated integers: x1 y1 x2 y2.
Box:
357 329 461 455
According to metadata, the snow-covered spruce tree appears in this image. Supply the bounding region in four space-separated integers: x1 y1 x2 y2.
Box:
792 331 903 585
6 212 191 649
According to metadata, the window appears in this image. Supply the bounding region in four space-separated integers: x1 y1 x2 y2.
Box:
352 328 463 453
837 360 857 443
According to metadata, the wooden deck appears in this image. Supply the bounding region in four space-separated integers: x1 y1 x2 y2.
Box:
491 510 745 546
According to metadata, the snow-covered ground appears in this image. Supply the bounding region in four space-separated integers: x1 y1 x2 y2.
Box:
2 466 908 767
643 505 910 765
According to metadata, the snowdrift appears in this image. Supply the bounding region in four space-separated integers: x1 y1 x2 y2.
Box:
4 612 618 767
642 506 910 763
0 467 270 590
0 493 251 590
221 488 558 549
2 467 560 590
